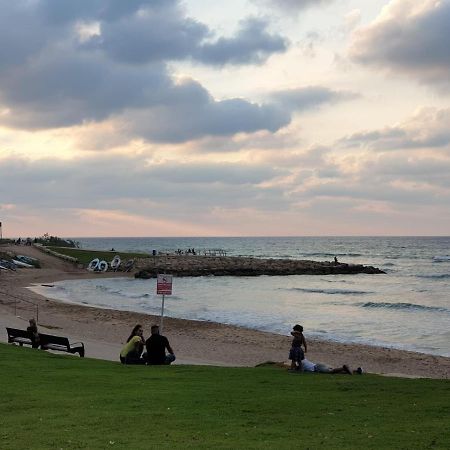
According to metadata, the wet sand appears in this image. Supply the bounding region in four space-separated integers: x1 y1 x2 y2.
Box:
1 244 449 378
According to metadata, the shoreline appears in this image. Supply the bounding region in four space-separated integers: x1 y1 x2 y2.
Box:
26 281 448 360
1 244 449 379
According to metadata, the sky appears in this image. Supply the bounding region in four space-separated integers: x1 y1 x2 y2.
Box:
0 0 449 237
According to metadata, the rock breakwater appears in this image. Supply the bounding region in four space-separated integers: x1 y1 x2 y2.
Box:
134 255 385 278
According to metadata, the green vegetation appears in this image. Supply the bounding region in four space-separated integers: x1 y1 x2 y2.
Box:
34 234 79 248
1 344 449 449
45 246 147 265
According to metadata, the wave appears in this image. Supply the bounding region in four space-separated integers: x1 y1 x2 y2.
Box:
383 263 396 267
95 285 151 299
358 301 448 313
416 274 450 280
287 287 371 295
433 256 450 262
299 252 362 258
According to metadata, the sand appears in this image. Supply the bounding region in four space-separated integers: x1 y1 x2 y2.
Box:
1 244 449 379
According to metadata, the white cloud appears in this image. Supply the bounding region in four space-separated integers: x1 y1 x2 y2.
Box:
350 0 450 91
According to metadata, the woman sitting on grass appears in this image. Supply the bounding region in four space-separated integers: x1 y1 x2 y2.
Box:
120 324 146 365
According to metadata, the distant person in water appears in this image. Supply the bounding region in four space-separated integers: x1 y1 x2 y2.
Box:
289 324 307 371
27 318 40 348
145 325 176 365
334 256 338 264
120 324 145 364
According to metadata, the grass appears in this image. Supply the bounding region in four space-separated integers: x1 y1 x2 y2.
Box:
45 246 148 265
1 344 449 449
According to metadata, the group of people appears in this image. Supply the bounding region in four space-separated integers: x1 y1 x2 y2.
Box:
28 315 357 373
175 248 196 255
120 324 176 365
288 324 362 375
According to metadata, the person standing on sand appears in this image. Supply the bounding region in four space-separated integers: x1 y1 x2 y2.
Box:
120 325 145 364
289 324 307 371
145 325 176 365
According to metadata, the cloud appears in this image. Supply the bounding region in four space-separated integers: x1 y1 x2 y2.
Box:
1 143 449 236
0 154 287 213
0 0 290 141
271 86 359 113
350 0 450 91
362 154 450 189
195 18 287 66
340 108 450 151
256 0 336 13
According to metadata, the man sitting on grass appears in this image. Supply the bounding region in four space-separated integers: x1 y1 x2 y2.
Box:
145 325 176 365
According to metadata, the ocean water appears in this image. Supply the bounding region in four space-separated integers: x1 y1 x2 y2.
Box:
32 237 450 357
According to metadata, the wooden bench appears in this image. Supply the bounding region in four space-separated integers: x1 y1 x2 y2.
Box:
6 327 85 357
6 327 36 347
39 333 85 357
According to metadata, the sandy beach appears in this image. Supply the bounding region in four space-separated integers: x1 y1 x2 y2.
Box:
1 244 449 379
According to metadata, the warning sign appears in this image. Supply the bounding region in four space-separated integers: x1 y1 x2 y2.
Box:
157 274 173 295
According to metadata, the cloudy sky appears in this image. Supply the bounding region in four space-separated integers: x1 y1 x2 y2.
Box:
1 0 449 237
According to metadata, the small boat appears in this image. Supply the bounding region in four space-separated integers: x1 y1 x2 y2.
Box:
12 259 34 268
0 259 16 271
97 260 108 272
16 255 37 264
87 258 100 271
110 255 121 271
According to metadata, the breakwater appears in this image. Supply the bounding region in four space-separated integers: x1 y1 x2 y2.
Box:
134 255 385 278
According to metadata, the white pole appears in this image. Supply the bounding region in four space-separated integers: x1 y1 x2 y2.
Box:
160 294 165 334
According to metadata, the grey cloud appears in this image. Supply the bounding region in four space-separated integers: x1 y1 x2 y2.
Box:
0 155 289 213
340 108 450 151
196 18 287 65
303 180 446 206
271 86 359 112
0 51 169 128
88 5 209 64
128 86 291 142
145 162 283 184
90 14 286 66
350 0 450 90
257 0 335 12
0 0 290 140
37 0 172 24
362 155 450 189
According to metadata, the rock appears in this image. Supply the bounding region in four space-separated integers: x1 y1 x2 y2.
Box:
133 255 385 278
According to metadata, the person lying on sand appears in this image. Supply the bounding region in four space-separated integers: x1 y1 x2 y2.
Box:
300 358 363 375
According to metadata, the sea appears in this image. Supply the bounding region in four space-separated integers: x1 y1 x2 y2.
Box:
31 237 450 357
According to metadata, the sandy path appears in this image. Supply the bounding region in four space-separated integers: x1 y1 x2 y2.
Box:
1 244 449 378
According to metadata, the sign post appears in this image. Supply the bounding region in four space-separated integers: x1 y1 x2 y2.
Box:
156 274 172 334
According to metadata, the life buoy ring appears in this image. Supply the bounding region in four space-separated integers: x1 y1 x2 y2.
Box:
87 258 100 271
110 255 121 270
97 260 108 272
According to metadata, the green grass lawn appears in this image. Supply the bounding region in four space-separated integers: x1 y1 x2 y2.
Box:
1 344 449 449
45 246 147 265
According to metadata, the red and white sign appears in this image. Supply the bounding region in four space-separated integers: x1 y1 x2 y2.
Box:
157 274 173 295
